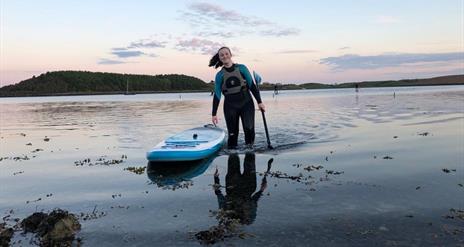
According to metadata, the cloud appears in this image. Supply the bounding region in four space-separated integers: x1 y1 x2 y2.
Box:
112 47 129 51
181 2 300 37
338 46 350 50
99 46 158 65
260 28 300 37
194 31 236 38
104 38 165 61
111 50 145 58
98 58 127 65
186 2 272 27
128 39 166 49
320 52 464 70
175 38 225 55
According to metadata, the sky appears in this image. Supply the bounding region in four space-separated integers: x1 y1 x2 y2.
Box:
1 0 463 86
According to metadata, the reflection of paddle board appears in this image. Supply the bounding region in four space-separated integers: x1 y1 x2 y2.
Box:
147 156 215 186
146 125 226 162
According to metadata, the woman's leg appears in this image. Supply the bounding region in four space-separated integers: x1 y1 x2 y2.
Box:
224 105 240 149
240 100 255 145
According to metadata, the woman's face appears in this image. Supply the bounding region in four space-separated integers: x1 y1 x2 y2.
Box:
218 48 232 65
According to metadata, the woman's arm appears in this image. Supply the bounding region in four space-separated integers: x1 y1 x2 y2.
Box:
212 71 224 123
239 64 265 111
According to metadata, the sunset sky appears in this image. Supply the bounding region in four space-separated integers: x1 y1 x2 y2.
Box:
1 0 462 86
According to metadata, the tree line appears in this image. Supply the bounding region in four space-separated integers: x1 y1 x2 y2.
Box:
0 71 213 96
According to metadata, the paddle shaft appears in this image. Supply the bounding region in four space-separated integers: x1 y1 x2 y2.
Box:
255 78 272 149
260 109 273 149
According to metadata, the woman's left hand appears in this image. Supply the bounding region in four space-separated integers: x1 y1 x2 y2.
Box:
258 103 266 112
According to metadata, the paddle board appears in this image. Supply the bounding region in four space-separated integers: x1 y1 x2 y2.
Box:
146 124 226 162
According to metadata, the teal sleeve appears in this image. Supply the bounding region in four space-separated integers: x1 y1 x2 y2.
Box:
238 64 262 104
214 71 223 100
238 64 254 87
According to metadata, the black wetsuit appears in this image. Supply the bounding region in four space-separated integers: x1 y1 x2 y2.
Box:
212 64 262 148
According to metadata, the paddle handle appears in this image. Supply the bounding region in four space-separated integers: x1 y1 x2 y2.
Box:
261 109 272 148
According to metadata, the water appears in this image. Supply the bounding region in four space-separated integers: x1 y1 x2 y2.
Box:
1 86 463 246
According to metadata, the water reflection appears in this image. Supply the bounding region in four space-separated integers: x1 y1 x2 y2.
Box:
213 153 273 225
146 156 214 189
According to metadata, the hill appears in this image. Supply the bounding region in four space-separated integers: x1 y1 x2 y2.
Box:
257 75 463 91
298 74 464 89
0 71 212 97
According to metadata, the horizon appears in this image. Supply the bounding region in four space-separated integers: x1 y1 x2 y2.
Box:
3 70 463 88
1 0 463 86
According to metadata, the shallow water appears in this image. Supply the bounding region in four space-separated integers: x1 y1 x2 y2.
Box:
1 86 463 246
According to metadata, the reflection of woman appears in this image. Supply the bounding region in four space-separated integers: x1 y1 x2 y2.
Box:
213 153 271 225
209 47 265 149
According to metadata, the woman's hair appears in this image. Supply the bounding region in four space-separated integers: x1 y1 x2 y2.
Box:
209 47 232 69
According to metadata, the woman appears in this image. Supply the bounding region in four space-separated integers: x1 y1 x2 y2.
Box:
209 47 265 149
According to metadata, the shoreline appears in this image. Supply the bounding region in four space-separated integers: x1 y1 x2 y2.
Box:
1 83 463 98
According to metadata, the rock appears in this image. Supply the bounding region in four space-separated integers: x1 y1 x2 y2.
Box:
41 215 81 246
21 209 81 246
0 223 14 247
21 212 48 233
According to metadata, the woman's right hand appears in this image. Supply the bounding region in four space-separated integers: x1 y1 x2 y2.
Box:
212 115 218 125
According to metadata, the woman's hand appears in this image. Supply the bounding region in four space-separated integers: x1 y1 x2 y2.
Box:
258 103 266 112
212 115 218 125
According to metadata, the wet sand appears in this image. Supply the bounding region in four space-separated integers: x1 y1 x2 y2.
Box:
1 86 463 246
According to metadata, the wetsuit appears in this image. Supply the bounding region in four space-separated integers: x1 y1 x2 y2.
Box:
212 64 262 148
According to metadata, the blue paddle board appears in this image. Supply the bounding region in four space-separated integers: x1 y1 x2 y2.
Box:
146 124 226 162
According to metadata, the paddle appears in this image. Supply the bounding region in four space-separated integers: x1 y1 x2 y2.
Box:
253 71 273 149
